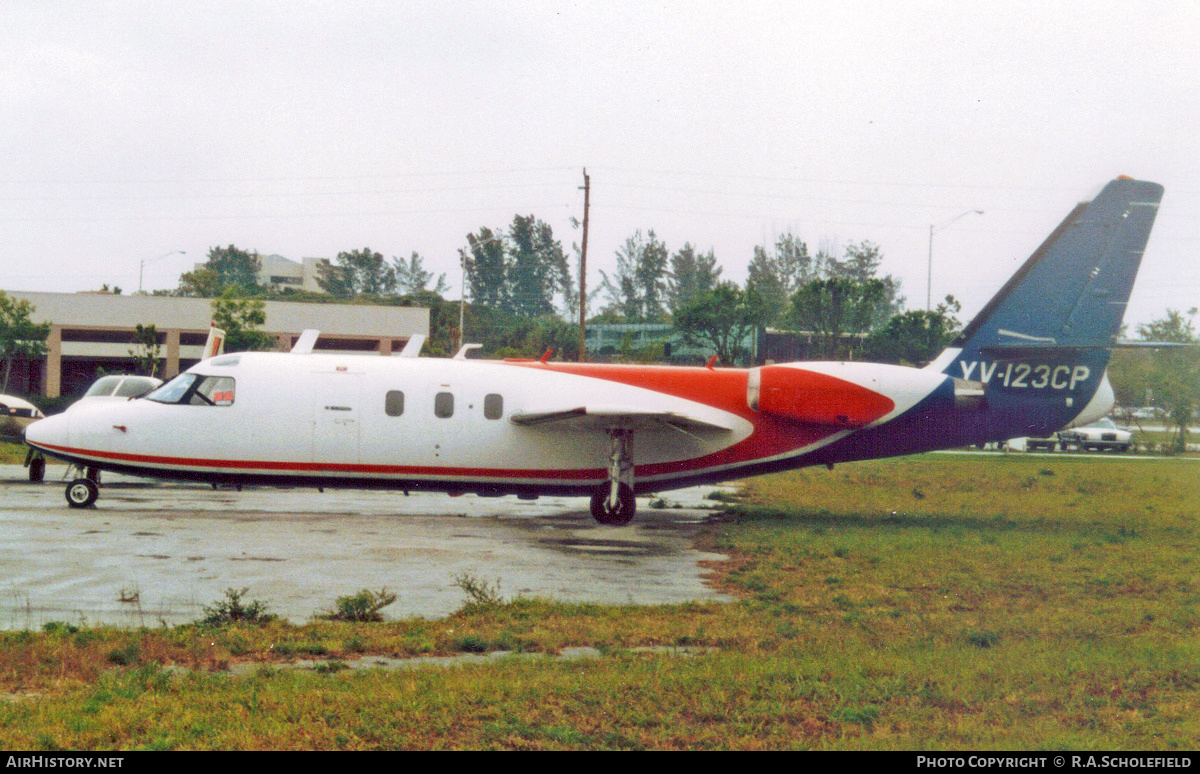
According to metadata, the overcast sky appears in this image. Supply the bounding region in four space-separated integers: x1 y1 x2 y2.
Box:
2 1 1197 329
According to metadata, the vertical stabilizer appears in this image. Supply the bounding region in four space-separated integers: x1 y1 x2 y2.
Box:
933 177 1163 373
927 177 1163 436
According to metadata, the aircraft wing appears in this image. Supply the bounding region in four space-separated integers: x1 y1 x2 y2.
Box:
510 404 734 435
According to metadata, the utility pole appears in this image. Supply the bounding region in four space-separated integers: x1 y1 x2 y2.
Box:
578 168 590 362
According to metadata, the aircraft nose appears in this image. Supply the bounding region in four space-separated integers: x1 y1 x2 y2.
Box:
24 411 67 450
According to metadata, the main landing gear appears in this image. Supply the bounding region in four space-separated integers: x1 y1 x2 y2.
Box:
23 447 45 483
590 427 636 526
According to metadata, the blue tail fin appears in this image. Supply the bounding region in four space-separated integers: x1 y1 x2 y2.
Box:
930 177 1163 435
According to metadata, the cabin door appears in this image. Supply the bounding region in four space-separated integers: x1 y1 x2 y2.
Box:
312 371 362 465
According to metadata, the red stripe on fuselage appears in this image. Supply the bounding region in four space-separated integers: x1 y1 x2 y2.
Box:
30 440 607 480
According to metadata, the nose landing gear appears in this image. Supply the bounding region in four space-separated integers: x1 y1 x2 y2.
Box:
65 478 100 508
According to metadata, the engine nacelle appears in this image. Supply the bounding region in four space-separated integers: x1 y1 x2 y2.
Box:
748 364 897 428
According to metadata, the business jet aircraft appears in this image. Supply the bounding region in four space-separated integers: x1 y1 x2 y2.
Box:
25 177 1164 524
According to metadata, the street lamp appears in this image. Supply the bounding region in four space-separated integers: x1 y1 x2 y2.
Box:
927 210 983 310
139 249 186 293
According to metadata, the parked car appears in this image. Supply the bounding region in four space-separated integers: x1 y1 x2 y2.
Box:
0 394 44 444
1056 418 1133 452
1023 434 1060 452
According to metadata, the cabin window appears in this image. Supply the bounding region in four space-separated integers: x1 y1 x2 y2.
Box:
146 373 235 406
434 391 454 418
484 393 503 420
385 390 405 417
193 376 236 406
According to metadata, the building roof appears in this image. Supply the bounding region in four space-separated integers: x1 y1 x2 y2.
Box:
7 291 429 338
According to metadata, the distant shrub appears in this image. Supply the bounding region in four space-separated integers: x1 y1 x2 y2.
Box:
453 635 489 653
967 631 1001 649
200 587 275 626
106 643 140 666
322 588 397 623
452 572 504 608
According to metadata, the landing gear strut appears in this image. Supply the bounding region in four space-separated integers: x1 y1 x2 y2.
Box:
23 447 45 483
590 427 636 526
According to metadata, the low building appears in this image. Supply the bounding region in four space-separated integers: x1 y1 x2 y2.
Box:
4 291 429 399
584 323 758 365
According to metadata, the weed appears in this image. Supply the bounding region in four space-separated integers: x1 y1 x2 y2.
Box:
321 588 398 623
832 704 880 727
452 572 504 608
199 587 276 626
453 635 490 653
967 631 1001 649
106 644 140 666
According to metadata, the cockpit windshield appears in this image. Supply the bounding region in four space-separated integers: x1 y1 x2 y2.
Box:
84 376 123 398
146 373 236 406
84 375 162 399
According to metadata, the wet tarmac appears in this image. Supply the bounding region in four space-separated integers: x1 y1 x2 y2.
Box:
0 464 734 629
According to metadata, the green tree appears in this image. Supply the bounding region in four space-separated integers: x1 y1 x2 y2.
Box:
177 246 262 297
789 277 890 360
506 215 572 318
827 240 904 317
600 230 670 322
1134 308 1199 453
395 290 459 358
673 283 772 366
862 296 962 365
128 323 164 378
211 290 276 353
317 247 395 298
0 291 51 393
462 227 509 310
175 267 225 298
666 243 723 316
393 252 449 296
746 233 820 326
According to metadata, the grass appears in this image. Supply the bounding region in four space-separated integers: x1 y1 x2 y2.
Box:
1 453 1198 749
0 440 31 464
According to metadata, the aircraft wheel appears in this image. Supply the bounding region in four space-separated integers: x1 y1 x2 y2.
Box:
28 456 45 483
65 478 99 509
590 483 635 526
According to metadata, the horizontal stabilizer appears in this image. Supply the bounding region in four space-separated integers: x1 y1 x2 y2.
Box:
980 341 1196 358
511 404 733 434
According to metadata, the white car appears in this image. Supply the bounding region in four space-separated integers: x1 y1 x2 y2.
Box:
0 394 44 444
1056 418 1133 452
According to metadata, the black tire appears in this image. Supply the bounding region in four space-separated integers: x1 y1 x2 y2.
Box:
65 478 99 509
28 456 45 483
590 483 636 526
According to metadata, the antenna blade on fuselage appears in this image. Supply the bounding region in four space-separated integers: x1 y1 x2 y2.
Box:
395 334 426 357
291 329 320 354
